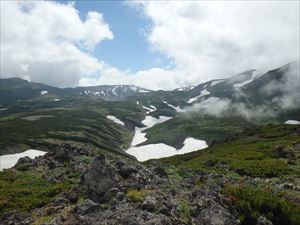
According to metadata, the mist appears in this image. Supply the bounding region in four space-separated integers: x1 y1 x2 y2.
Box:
182 61 300 121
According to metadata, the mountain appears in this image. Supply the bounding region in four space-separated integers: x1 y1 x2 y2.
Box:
0 62 299 224
0 79 152 105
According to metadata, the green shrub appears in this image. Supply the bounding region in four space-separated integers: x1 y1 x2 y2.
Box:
223 184 300 225
0 170 71 215
178 200 192 224
126 189 149 203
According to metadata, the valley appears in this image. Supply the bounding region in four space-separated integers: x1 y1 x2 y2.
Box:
0 62 300 225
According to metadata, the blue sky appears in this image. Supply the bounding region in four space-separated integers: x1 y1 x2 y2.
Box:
68 1 170 73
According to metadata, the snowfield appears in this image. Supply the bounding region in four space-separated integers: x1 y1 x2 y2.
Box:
142 105 157 114
285 120 300 125
106 115 125 126
127 115 207 161
131 116 172 146
0 149 47 171
40 90 48 95
187 89 210 103
163 101 184 113
127 137 207 161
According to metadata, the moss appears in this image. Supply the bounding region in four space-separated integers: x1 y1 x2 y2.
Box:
126 189 149 203
223 184 300 225
178 200 192 224
0 170 72 216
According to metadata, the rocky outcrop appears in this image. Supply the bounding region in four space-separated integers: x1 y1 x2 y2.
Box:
2 145 241 225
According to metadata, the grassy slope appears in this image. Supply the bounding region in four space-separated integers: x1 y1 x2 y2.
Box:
0 98 144 156
143 114 255 148
155 124 300 178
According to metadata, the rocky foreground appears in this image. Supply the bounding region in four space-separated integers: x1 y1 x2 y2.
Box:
0 143 298 225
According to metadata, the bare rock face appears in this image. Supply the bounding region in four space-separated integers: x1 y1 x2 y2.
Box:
81 154 119 201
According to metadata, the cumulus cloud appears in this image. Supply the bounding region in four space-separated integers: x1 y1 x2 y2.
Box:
1 1 299 90
0 1 113 87
125 1 299 88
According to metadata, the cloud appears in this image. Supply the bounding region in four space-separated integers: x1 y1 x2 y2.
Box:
125 1 299 88
183 62 300 120
0 1 113 87
1 1 299 90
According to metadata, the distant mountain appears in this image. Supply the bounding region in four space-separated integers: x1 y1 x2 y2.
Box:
0 78 152 105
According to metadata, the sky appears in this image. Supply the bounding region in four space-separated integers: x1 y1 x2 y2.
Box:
1 1 299 90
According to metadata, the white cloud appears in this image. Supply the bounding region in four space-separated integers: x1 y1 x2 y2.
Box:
1 1 299 90
124 1 299 88
0 1 113 87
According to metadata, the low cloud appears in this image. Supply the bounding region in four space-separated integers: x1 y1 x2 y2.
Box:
183 62 300 120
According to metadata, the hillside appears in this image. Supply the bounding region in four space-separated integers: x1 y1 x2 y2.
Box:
0 62 300 225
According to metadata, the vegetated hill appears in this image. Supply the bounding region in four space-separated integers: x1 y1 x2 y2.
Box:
0 77 152 105
0 61 300 225
0 124 299 225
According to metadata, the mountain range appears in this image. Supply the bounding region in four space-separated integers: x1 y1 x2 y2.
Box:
0 61 299 225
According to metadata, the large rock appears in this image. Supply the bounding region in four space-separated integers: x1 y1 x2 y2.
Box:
81 154 119 201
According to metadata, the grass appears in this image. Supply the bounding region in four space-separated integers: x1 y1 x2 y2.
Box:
156 124 300 178
178 200 192 224
0 170 72 216
126 189 150 203
0 99 141 156
223 184 300 225
144 115 254 148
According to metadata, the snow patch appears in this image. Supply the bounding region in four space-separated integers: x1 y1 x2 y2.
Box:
130 116 172 146
53 99 60 101
0 149 47 171
233 75 253 89
106 115 125 126
211 79 225 87
187 89 210 103
0 108 8 111
127 137 207 161
163 101 184 113
285 120 300 125
142 105 157 114
40 90 48 95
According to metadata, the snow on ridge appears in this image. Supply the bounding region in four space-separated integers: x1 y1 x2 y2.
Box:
233 75 254 89
106 115 125 126
211 79 225 87
40 90 48 95
0 149 47 171
187 89 210 104
285 120 300 125
142 105 157 114
163 101 184 113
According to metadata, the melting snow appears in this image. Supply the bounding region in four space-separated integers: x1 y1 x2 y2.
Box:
163 101 184 113
0 149 47 171
142 105 157 114
211 79 225 87
40 90 48 95
130 116 172 146
233 76 253 89
112 86 118 96
127 137 207 161
106 115 125 126
187 89 210 103
285 120 300 125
